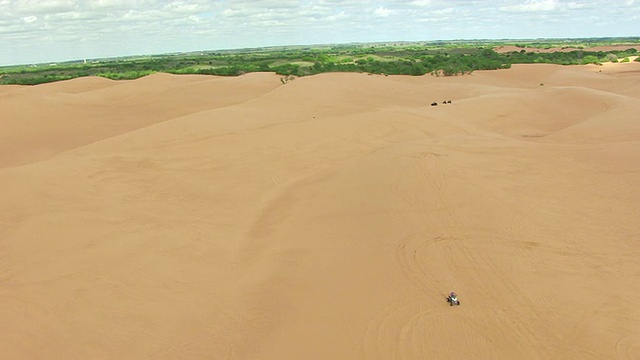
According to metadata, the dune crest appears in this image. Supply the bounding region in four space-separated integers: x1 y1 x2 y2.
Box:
1 63 640 359
0 73 282 168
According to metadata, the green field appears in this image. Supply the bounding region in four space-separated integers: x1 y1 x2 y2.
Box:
1 37 639 85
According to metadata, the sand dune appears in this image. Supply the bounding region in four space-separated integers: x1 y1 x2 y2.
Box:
1 62 640 359
0 73 281 167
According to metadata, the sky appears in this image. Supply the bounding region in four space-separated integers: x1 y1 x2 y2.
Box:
1 0 638 66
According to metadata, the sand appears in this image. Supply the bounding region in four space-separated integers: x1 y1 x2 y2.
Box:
1 62 639 359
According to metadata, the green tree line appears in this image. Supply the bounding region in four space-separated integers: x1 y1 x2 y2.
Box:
1 41 638 85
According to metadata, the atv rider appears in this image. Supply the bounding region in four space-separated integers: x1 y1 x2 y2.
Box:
449 291 457 299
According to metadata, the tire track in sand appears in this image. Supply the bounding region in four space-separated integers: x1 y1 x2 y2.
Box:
361 229 555 359
616 334 640 360
359 148 559 358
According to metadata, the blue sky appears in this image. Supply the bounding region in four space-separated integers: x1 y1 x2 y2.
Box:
1 0 638 66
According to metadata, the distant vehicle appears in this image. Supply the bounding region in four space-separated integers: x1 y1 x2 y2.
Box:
447 292 460 306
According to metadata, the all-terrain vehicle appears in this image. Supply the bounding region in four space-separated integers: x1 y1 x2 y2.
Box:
447 293 460 306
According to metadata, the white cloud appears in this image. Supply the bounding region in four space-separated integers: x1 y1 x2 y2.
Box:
432 7 455 16
499 0 559 13
86 0 147 10
222 8 249 18
327 11 348 21
410 0 432 6
22 15 37 23
373 6 393 17
299 5 332 20
566 2 585 10
12 0 77 14
47 11 82 20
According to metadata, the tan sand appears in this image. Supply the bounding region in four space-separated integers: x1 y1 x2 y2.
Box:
1 62 639 359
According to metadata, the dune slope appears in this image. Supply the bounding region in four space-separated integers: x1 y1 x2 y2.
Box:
1 64 639 359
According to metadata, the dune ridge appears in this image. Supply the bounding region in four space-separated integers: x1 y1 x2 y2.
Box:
1 62 639 359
